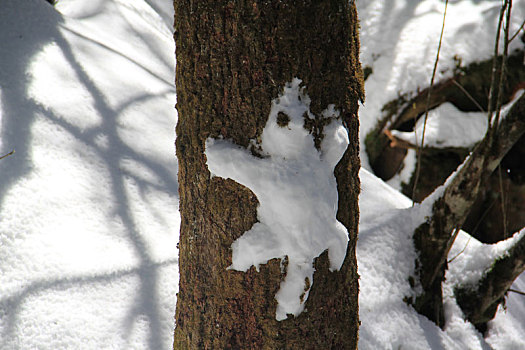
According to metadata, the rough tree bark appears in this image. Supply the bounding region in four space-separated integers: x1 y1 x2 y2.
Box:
173 1 363 349
411 92 525 327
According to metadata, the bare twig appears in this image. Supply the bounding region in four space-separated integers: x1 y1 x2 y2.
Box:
492 1 512 239
0 150 15 160
492 0 512 131
509 17 525 42
412 0 449 204
448 236 472 264
471 198 497 238
498 166 509 238
451 79 485 112
486 1 507 128
509 288 525 297
383 129 417 149
429 227 460 289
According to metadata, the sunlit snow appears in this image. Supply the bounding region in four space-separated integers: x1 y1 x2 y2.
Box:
1 0 525 349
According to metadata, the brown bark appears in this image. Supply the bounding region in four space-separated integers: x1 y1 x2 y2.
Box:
411 93 525 327
455 228 525 332
173 1 363 349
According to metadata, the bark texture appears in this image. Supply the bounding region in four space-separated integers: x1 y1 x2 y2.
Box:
412 93 525 327
173 1 363 349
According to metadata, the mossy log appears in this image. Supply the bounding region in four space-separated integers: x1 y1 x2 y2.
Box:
455 229 525 332
411 93 525 327
173 1 363 348
364 49 525 244
365 49 525 183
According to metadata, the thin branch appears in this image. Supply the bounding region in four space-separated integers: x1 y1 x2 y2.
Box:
451 79 485 112
412 0 449 204
448 236 472 264
492 0 512 131
490 1 513 240
383 129 417 149
471 198 497 238
509 17 525 42
0 150 15 160
428 227 460 290
509 288 525 297
498 166 509 238
486 1 507 128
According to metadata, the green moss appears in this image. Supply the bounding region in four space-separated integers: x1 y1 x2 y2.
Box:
364 128 387 167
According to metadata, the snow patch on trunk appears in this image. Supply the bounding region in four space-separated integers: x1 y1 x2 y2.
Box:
205 78 349 320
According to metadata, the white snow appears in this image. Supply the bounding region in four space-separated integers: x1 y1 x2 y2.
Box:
357 171 487 349
1 0 524 349
206 78 349 320
0 0 178 349
391 91 525 150
358 0 525 170
391 103 488 149
448 228 525 291
356 0 525 348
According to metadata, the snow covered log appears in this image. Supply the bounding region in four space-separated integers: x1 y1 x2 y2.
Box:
365 49 525 191
412 92 525 327
456 228 525 332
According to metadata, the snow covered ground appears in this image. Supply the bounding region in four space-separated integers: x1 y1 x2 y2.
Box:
0 0 524 349
0 1 178 349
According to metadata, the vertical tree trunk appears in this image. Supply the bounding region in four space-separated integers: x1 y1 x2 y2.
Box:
173 1 363 349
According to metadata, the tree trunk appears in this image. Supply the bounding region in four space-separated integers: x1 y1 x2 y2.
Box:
173 1 363 349
412 92 525 327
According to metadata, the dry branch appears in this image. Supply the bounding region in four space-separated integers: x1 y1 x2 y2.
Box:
0 150 15 160
383 129 417 149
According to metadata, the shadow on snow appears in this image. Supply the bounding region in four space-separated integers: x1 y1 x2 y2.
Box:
0 1 178 349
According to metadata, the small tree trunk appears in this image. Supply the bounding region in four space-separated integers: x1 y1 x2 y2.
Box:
412 93 525 327
173 1 364 348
